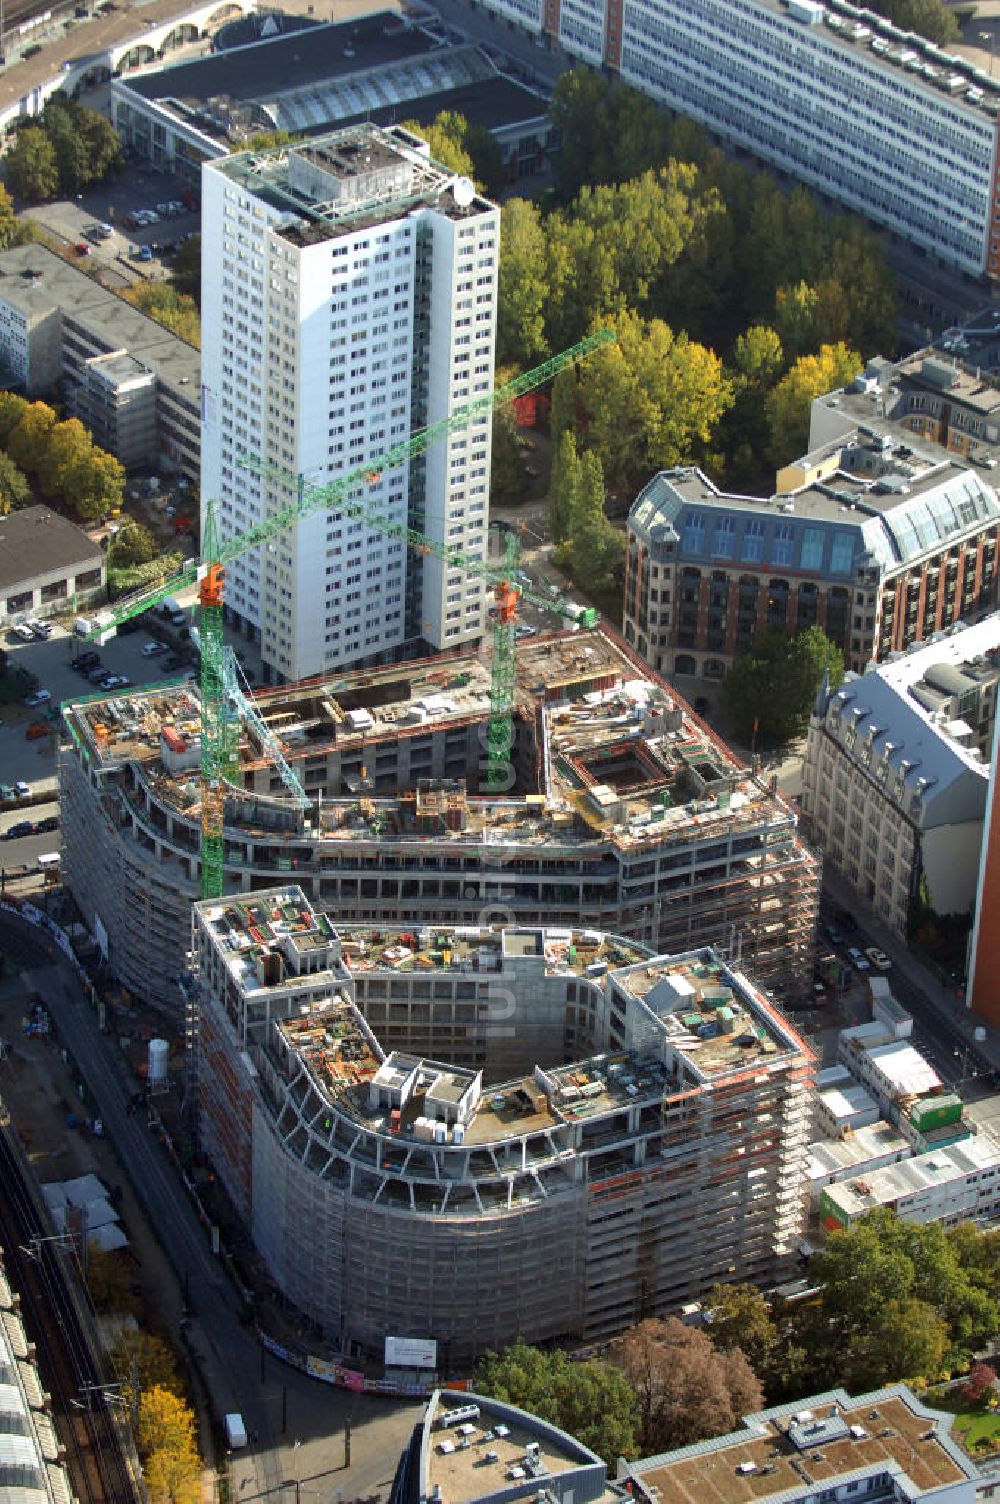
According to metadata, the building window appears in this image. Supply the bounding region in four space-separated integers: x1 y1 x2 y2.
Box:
830 532 855 575
771 522 794 567
712 516 736 559
801 527 825 572
742 519 764 564
682 512 705 554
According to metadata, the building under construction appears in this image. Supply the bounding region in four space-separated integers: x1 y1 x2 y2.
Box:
192 885 815 1363
59 626 820 1013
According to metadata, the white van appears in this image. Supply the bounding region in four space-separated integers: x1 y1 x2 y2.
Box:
36 853 60 873
74 618 93 638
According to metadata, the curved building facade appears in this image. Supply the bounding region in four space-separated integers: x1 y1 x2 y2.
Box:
60 628 820 1014
193 887 815 1366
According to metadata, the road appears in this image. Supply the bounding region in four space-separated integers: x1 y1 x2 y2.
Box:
0 916 418 1502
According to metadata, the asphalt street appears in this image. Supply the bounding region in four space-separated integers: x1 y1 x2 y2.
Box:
0 916 418 1502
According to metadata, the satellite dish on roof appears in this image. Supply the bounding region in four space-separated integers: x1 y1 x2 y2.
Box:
452 176 474 208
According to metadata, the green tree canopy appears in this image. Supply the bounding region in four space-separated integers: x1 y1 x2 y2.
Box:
399 111 504 196
497 198 549 367
110 519 159 567
567 310 733 496
5 127 59 201
721 625 845 748
123 283 200 348
490 402 527 503
7 402 57 473
706 1283 778 1380
610 1317 763 1456
0 394 29 446
555 448 623 613
548 70 672 199
475 1340 638 1464
765 342 863 465
0 452 30 515
170 235 201 307
37 417 92 500
859 0 958 45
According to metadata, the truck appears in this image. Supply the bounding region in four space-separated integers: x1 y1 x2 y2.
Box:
225 1413 247 1450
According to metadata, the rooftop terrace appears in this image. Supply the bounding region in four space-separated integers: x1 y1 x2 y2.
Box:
63 627 794 855
629 1392 972 1504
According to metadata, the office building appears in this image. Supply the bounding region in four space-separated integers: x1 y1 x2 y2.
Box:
473 0 1000 280
113 11 552 185
200 122 498 682
819 1136 1000 1231
0 507 105 624
802 615 1000 935
192 885 814 1362
58 627 820 1015
392 1389 608 1504
0 243 200 481
619 1385 982 1504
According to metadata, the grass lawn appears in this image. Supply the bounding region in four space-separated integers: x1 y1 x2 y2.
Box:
926 1390 1000 1452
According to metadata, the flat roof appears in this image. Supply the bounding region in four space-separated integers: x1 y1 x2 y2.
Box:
0 506 101 591
627 1390 975 1503
0 244 200 397
822 1136 1000 1219
64 626 801 857
423 1389 605 1503
807 1123 910 1181
127 11 433 104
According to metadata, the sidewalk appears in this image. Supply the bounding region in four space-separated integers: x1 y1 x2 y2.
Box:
821 866 1000 1073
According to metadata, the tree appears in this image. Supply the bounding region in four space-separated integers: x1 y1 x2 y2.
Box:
5 127 59 201
109 1329 182 1399
765 342 862 465
138 1386 201 1504
0 452 30 514
548 71 672 200
491 404 527 502
706 1283 778 1380
63 447 125 523
497 198 549 367
571 310 733 496
549 429 580 545
475 1340 638 1465
400 113 476 181
0 185 19 253
123 284 200 348
37 417 92 499
722 626 844 748
773 281 823 361
0 393 29 446
845 1297 950 1390
110 519 159 567
83 1246 142 1315
7 402 57 474
556 449 623 611
610 1317 762 1456
170 235 201 307
859 0 958 46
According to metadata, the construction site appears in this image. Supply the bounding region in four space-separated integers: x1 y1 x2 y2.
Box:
192 885 816 1365
58 625 820 1015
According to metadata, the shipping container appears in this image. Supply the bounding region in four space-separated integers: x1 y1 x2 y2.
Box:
909 1094 963 1131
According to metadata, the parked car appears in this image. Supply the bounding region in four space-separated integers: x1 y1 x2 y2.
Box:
73 241 92 256
35 814 58 833
24 689 51 707
13 782 30 799
30 620 52 639
4 821 32 840
102 674 130 689
866 947 892 971
71 651 99 672
0 785 14 802
141 641 166 657
26 722 48 740
138 245 153 262
847 946 871 972
86 665 108 683
10 621 34 642
824 922 844 946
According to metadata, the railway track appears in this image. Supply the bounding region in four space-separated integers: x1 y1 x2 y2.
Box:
0 1112 140 1502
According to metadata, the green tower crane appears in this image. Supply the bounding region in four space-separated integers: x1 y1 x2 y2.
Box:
87 327 612 899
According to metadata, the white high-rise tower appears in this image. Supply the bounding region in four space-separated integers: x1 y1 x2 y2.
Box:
200 124 499 683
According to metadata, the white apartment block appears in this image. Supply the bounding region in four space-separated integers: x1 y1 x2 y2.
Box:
803 615 1000 935
200 124 498 683
483 0 1000 279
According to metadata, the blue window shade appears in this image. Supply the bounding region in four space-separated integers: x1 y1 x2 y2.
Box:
801 527 825 571
742 519 765 563
771 522 794 567
682 513 705 553
830 532 854 574
712 517 736 559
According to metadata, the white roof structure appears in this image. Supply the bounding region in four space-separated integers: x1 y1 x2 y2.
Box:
808 1122 911 1185
822 613 1000 829
817 1081 879 1126
867 1041 941 1098
822 1136 1000 1224
0 1254 73 1502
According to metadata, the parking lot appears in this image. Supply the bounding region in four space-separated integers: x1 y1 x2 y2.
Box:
19 162 200 286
